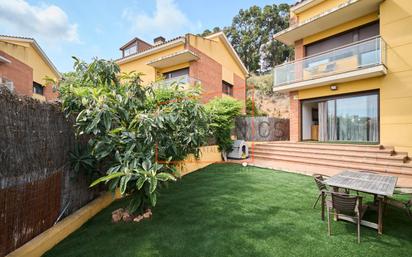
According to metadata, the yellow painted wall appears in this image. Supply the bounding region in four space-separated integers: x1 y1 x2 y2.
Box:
296 0 349 22
188 34 246 80
118 44 185 85
0 40 59 84
297 0 412 154
177 145 222 176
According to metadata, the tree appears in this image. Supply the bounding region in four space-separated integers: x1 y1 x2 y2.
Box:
205 96 242 161
198 27 222 37
201 4 293 73
60 57 210 215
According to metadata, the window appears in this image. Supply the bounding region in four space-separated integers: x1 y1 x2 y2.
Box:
123 44 138 57
305 21 379 57
33 82 44 95
163 68 189 79
222 81 233 96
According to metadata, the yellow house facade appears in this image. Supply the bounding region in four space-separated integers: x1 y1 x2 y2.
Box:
116 33 248 105
273 0 412 155
0 35 61 101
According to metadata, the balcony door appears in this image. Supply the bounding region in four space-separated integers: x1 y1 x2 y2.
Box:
303 91 379 143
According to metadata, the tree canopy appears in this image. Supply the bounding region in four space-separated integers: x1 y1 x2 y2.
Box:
199 3 293 73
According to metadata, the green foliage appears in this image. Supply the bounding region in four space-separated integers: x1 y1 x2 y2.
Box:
198 27 222 37
247 73 274 96
245 97 267 116
200 4 293 73
205 96 242 155
59 57 209 213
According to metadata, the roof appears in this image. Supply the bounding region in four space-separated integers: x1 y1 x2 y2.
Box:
116 36 185 64
290 0 326 13
116 32 249 76
274 0 381 45
205 32 249 75
119 37 152 50
0 35 61 79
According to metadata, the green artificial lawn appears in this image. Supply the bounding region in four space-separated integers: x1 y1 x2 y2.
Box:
43 164 412 257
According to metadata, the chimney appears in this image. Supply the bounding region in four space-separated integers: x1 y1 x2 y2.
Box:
153 36 166 46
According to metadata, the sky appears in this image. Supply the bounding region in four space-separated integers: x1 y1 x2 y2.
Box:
0 0 294 72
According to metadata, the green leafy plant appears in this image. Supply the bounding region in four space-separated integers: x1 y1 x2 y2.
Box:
205 96 242 161
60 57 209 214
245 97 267 116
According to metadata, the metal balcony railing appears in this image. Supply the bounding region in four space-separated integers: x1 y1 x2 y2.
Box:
274 36 387 87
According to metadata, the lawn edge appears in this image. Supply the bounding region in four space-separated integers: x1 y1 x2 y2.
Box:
6 191 121 257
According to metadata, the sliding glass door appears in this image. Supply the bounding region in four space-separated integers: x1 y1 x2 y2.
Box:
317 92 378 142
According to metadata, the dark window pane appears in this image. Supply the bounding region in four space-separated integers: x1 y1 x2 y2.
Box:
305 21 379 57
33 82 44 95
222 81 233 96
163 68 189 79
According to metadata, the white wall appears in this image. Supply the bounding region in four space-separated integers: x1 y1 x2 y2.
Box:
302 102 318 140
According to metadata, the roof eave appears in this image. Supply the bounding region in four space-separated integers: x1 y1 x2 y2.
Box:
115 38 186 65
205 32 249 76
0 35 61 79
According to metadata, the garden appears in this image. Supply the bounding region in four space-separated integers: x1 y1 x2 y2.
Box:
43 163 412 257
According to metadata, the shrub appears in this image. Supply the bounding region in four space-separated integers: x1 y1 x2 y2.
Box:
245 97 267 116
205 96 242 160
60 57 209 214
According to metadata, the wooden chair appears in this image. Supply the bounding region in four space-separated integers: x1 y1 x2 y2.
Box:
385 187 412 221
326 192 368 243
312 174 329 209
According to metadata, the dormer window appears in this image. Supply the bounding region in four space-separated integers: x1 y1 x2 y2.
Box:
123 44 138 57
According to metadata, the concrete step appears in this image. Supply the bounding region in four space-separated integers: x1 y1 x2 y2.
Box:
252 145 408 162
251 148 410 166
252 153 412 176
255 142 402 155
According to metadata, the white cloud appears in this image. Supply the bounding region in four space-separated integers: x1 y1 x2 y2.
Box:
0 0 79 43
122 0 201 39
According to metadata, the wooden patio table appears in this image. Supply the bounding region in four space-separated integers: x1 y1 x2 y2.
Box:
324 171 397 234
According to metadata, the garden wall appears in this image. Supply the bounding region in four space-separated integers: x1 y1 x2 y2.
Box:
0 86 100 256
235 116 289 141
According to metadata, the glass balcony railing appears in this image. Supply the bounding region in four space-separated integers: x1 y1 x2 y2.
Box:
151 75 201 88
274 36 387 87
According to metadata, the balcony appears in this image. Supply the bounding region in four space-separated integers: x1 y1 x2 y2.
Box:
273 36 387 92
274 0 383 45
151 75 201 89
146 50 199 69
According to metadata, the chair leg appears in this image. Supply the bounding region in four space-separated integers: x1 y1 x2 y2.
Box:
357 217 361 244
313 193 321 209
327 208 331 236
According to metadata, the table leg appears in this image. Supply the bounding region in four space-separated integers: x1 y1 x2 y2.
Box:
333 187 339 221
321 191 325 221
378 196 383 235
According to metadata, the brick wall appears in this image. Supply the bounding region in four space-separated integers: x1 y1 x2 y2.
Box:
188 46 222 103
43 82 59 101
289 91 301 142
0 50 33 96
294 39 304 59
288 40 304 141
233 73 246 112
0 50 58 102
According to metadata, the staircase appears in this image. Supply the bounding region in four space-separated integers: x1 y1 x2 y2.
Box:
247 142 412 187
